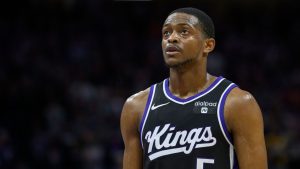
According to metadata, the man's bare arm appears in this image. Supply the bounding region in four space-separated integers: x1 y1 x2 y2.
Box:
225 88 268 169
120 89 149 169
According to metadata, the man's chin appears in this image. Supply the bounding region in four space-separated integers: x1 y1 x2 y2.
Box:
165 59 194 69
164 58 183 68
165 62 181 68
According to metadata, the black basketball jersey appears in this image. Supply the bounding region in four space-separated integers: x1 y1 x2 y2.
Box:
139 76 239 169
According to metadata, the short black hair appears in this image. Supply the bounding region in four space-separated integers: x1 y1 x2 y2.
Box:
169 7 215 38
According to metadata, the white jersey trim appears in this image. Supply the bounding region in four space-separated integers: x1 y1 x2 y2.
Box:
217 83 237 146
163 77 225 105
140 84 157 149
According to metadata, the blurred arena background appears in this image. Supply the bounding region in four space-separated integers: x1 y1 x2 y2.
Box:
0 0 299 169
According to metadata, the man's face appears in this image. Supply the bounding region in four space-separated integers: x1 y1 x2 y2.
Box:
162 13 206 68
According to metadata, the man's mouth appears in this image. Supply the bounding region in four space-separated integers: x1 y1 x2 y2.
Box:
165 45 180 55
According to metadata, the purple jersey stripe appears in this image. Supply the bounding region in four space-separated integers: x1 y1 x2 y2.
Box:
164 76 223 103
139 85 155 148
219 84 238 144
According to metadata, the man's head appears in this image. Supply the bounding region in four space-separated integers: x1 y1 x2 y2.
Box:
169 7 215 38
162 7 215 69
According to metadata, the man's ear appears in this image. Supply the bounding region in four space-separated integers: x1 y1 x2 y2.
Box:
203 38 215 53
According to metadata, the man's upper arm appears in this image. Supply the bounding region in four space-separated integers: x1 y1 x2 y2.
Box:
120 89 149 169
225 88 268 169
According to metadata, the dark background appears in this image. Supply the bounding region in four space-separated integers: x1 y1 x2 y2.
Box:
0 0 299 169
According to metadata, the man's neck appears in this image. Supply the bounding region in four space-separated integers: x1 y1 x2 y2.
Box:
168 66 214 99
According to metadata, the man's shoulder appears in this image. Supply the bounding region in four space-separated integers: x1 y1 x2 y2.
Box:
125 87 151 108
123 79 163 109
225 86 262 121
224 87 263 132
226 87 256 108
121 87 152 120
120 87 152 138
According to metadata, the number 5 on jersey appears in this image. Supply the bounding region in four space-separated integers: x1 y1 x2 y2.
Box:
197 158 214 169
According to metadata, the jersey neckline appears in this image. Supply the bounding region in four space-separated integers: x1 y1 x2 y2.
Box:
163 76 224 104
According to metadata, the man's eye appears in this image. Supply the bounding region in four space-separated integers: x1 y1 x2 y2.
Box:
181 29 189 34
163 31 170 36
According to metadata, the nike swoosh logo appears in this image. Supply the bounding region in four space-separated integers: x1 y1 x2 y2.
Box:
151 102 170 110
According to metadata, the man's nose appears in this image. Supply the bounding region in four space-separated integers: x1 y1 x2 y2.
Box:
167 32 179 43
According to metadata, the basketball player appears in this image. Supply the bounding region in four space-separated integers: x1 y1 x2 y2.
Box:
121 7 267 169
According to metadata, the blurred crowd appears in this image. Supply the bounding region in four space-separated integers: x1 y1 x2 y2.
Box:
0 1 299 169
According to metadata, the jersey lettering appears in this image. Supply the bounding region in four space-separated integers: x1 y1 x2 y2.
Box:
145 124 217 160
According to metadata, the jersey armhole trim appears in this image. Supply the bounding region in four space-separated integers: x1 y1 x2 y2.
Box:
217 83 238 146
139 84 156 149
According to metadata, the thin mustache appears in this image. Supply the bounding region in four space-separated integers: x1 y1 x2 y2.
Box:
165 44 181 51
